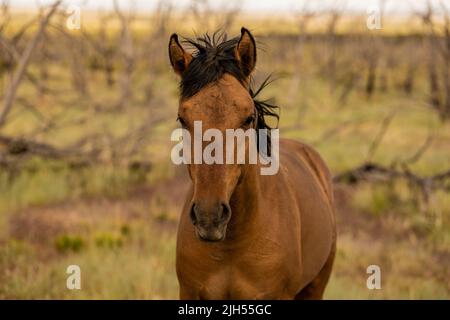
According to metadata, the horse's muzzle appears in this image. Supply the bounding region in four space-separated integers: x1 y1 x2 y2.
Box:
190 202 231 242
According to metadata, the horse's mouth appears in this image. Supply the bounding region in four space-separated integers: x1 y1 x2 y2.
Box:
195 226 227 242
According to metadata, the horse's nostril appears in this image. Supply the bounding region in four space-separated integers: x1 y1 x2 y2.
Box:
220 202 231 222
190 203 198 225
190 202 231 227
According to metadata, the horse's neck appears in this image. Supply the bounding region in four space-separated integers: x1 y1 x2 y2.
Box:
226 164 264 241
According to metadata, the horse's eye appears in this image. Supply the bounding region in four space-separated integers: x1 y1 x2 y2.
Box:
242 115 255 128
177 116 187 128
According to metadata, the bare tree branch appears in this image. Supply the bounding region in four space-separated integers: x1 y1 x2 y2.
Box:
333 162 450 193
0 0 61 128
366 111 396 161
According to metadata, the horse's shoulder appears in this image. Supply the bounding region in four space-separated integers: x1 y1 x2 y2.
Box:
281 139 334 205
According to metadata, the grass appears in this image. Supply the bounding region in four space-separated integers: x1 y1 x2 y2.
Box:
0 231 178 299
1 180 447 299
0 180 180 299
326 234 449 299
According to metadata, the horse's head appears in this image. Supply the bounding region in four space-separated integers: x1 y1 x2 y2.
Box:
168 28 258 241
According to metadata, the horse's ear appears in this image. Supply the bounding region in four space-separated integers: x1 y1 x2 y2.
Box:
168 34 192 76
235 27 257 77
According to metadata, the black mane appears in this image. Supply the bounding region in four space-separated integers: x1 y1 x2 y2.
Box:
181 32 243 99
180 32 279 156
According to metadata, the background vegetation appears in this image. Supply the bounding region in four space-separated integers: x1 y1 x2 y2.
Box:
0 0 449 299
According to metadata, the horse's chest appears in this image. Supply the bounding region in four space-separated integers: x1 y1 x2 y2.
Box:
179 250 300 299
202 267 289 299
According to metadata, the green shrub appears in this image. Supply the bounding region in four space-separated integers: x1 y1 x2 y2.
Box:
54 235 84 253
95 233 123 249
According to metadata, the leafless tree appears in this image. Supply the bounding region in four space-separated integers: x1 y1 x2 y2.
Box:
143 0 173 103
419 2 442 111
81 12 116 88
416 0 450 119
112 0 137 110
289 2 316 123
189 0 241 32
0 0 61 128
439 0 450 118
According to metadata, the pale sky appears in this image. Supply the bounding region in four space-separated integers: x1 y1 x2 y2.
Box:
8 0 450 15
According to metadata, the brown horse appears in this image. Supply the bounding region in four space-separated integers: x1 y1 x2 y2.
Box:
168 28 336 300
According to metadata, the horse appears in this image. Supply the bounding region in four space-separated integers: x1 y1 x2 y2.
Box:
168 28 336 300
